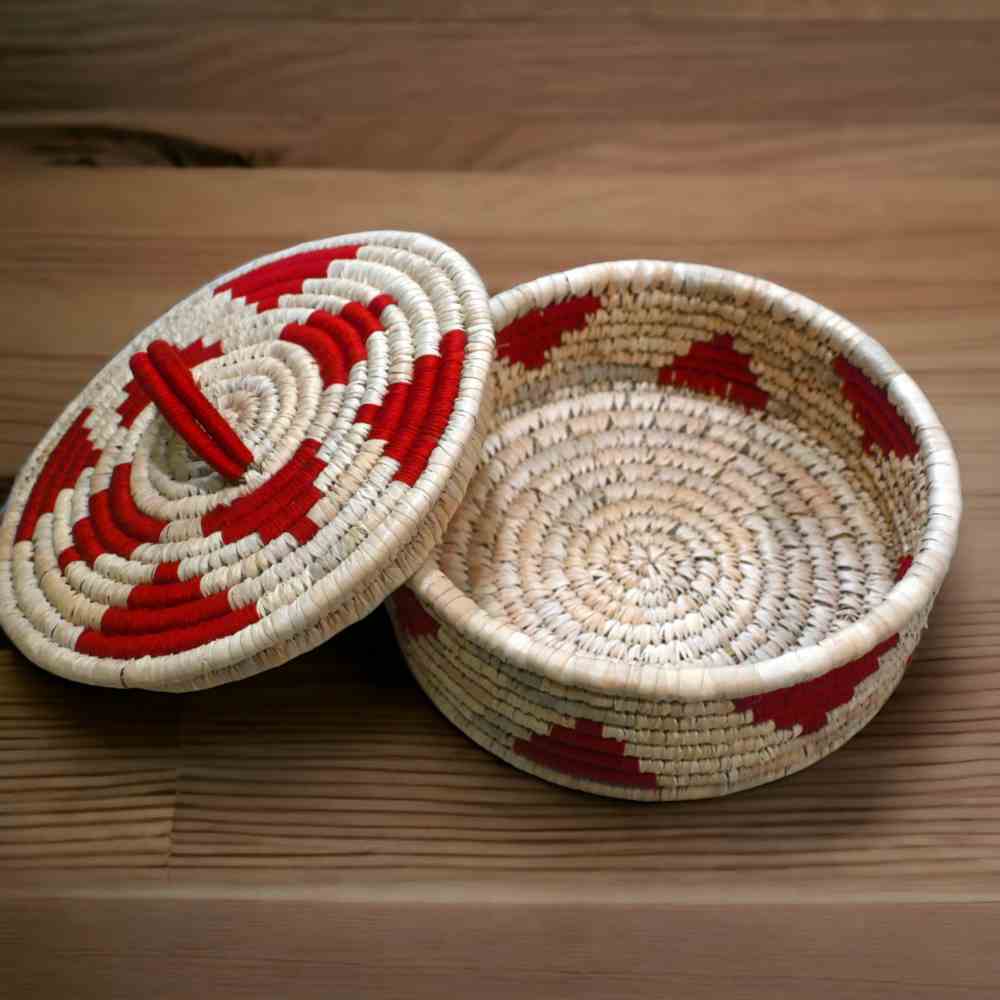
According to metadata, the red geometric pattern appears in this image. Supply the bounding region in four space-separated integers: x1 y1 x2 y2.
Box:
387 329 467 487
513 551 916 776
201 439 327 546
393 586 439 638
15 409 101 543
280 308 368 387
730 554 913 736
215 244 361 312
658 332 769 411
496 295 602 370
76 474 166 561
29 244 469 665
64 447 265 656
216 249 465 490
514 717 658 790
833 356 918 459
733 634 899 736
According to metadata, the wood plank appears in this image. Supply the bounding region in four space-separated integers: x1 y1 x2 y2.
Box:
1 168 996 480
3 894 1000 999
2 16 997 126
5 0 1000 27
3 114 999 176
4 8 997 175
0 631 181 868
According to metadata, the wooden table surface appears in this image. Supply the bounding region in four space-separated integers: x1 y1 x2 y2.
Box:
2 4 999 998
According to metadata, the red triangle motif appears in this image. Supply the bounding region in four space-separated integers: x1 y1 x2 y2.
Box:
658 332 768 410
215 244 361 312
733 634 899 736
496 295 602 370
514 718 657 790
734 556 910 735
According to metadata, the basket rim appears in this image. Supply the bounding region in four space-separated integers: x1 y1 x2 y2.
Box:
410 259 962 702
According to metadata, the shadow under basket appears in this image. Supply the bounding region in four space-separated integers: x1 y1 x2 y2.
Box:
389 261 962 801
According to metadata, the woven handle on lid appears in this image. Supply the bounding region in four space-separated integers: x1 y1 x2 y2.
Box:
128 339 253 480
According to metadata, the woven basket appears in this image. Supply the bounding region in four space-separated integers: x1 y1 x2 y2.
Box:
0 232 493 691
389 261 962 800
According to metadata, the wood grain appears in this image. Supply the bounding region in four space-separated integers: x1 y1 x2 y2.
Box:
2 5 1000 993
5 114 1000 177
11 0 1000 25
2 7 999 173
4 894 1000 999
12 23 992 119
2 169 997 480
0 645 179 867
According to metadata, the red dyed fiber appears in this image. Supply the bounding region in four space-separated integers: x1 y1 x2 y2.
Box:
257 483 323 544
658 333 769 411
57 547 82 571
153 562 181 584
369 382 410 443
214 246 360 310
16 409 100 543
308 310 367 368
733 635 899 736
128 576 203 609
514 718 658 790
76 603 260 658
340 301 383 341
367 293 396 317
279 320 348 387
201 439 326 544
897 554 914 580
393 587 439 638
496 295 602 370
102 590 234 635
109 464 168 542
394 330 466 486
118 339 221 428
129 351 247 480
90 490 143 558
354 403 379 425
147 341 253 469
834 356 919 459
384 355 439 464
288 516 320 545
71 518 104 564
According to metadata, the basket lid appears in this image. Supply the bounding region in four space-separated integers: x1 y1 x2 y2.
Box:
0 231 494 691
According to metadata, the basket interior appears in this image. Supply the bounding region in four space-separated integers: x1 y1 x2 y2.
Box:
434 279 929 672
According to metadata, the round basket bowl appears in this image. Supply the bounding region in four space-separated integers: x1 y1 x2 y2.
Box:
389 260 962 801
0 232 493 692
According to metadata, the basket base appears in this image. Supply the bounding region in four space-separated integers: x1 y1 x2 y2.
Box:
441 386 900 672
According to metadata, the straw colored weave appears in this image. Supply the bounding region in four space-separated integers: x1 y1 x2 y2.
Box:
390 261 962 800
0 232 493 691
